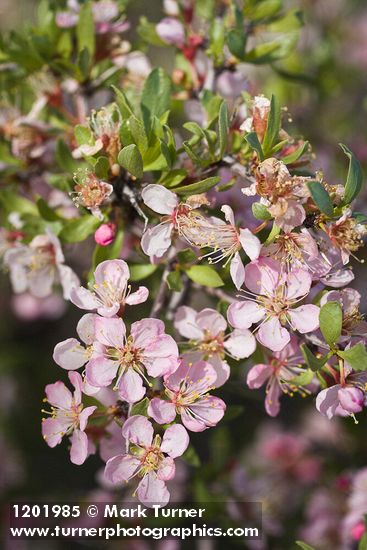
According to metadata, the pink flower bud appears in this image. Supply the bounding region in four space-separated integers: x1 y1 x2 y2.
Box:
156 18 185 47
351 521 365 541
94 223 117 246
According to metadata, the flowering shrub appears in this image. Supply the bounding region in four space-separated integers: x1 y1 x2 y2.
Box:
1 1 367 546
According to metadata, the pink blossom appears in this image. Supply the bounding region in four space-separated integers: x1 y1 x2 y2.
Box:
94 223 117 246
228 258 320 352
148 359 226 431
71 170 113 220
246 336 306 416
86 317 179 402
316 371 367 419
4 230 79 299
174 306 256 386
70 259 148 317
323 208 367 265
53 313 98 371
105 415 189 506
182 205 261 289
156 18 186 47
42 371 96 465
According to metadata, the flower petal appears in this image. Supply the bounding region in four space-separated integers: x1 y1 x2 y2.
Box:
105 454 140 483
227 300 265 329
288 305 320 334
224 329 256 359
247 363 273 389
174 306 203 339
148 398 176 424
70 429 89 465
141 223 173 258
230 253 245 290
142 184 178 215
161 424 189 458
53 338 88 370
118 370 146 403
137 472 170 507
257 317 290 352
239 228 261 261
122 415 154 447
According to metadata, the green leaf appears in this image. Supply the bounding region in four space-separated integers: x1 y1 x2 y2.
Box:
76 2 95 57
140 68 171 131
248 0 282 21
174 176 220 196
264 223 281 245
340 143 363 204
307 181 334 216
131 397 149 417
177 248 197 265
59 215 100 243
244 132 264 161
338 343 367 371
159 169 187 188
118 144 143 178
319 301 343 347
218 101 229 158
37 198 62 222
129 264 158 282
227 29 246 59
185 265 224 288
129 116 148 155
359 532 367 550
55 140 78 172
301 344 329 372
112 86 134 119
75 125 93 146
167 270 183 292
92 229 124 268
281 141 309 165
295 542 316 550
262 95 281 156
289 369 314 386
182 445 201 467
0 189 37 215
252 202 272 221
94 157 110 180
78 47 90 80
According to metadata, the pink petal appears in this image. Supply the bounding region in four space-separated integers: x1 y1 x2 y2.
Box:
316 385 341 419
70 286 100 312
265 379 282 417
206 354 230 387
125 286 149 305
76 313 98 345
86 357 119 387
239 228 261 261
230 253 245 290
276 200 305 233
70 429 89 465
137 472 170 507
182 396 226 432
227 300 265 329
195 308 227 337
157 457 176 481
288 305 320 333
224 329 256 359
221 205 235 225
105 454 140 483
118 369 146 403
156 17 185 46
122 415 154 447
161 424 189 458
94 316 126 348
94 259 130 287
53 338 87 370
148 398 176 424
141 223 173 258
42 418 64 448
338 387 364 414
141 184 178 215
257 317 290 352
174 306 203 339
45 380 72 409
79 406 97 431
131 318 165 347
244 257 281 295
247 363 272 389
286 269 312 300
